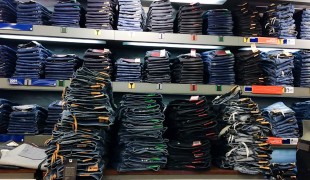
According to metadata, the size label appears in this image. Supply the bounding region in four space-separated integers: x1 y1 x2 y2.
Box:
191 49 196 57
160 49 166 57
283 87 294 93
134 58 141 63
128 82 135 89
95 30 101 36
191 34 197 41
190 96 199 101
251 43 258 53
192 141 201 147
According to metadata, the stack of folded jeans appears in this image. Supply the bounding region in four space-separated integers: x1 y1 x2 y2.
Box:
117 0 146 31
0 99 14 134
115 58 142 82
263 102 299 138
293 50 310 87
115 94 167 172
269 163 297 179
299 9 310 39
7 104 47 134
292 101 310 136
0 45 17 78
235 50 264 85
213 87 272 174
143 50 171 83
232 1 262 36
203 9 234 36
45 67 116 180
145 0 174 33
0 0 16 23
16 1 52 25
176 3 202 34
263 3 297 39
51 0 82 28
44 54 83 80
201 50 235 85
44 100 65 134
164 96 217 170
13 41 52 79
83 48 113 77
171 53 204 84
86 0 117 30
261 50 294 86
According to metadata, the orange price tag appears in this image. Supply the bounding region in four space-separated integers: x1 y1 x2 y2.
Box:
267 137 283 145
252 85 283 95
257 37 279 44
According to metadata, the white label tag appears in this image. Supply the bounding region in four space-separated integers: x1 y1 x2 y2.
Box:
191 49 196 57
284 87 294 93
290 138 298 145
251 43 258 53
134 58 140 63
225 50 232 55
192 141 201 147
190 96 199 101
160 49 166 57
286 39 296 45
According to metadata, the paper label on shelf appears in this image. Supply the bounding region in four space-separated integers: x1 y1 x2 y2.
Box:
8 78 24 85
191 49 196 57
160 49 166 57
0 23 33 31
94 29 101 36
134 58 141 63
267 137 283 145
128 82 136 89
290 138 298 145
252 85 284 95
245 37 279 44
251 43 258 53
158 33 164 39
284 87 294 93
31 79 57 87
190 96 199 101
191 34 197 41
283 39 296 45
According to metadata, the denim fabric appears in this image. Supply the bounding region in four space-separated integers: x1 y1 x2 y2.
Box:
12 41 52 79
293 50 310 87
170 53 203 84
260 50 294 86
86 0 117 30
115 58 142 82
143 50 171 83
291 101 310 136
51 0 83 28
114 94 167 172
235 50 264 85
0 0 16 23
263 3 297 39
297 9 310 40
0 45 17 78
268 163 297 180
7 104 47 134
117 0 146 31
16 1 51 25
44 100 65 134
231 1 262 36
144 0 174 33
201 50 235 85
175 3 202 34
262 102 299 138
203 9 234 36
83 49 113 79
0 99 14 134
212 86 272 175
44 54 83 80
45 67 116 180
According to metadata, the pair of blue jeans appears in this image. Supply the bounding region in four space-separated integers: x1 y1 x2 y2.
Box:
115 58 142 82
117 0 145 31
51 0 82 27
43 100 64 134
16 1 52 25
0 0 16 23
203 9 234 36
0 45 17 78
293 50 310 87
176 3 202 34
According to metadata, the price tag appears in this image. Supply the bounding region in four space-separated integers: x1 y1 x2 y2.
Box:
191 34 197 41
63 159 77 180
191 49 196 57
284 39 296 45
128 82 136 89
251 43 258 53
156 83 162 90
190 96 199 101
95 30 101 36
160 49 166 57
290 138 298 145
134 58 140 63
61 27 67 33
218 36 224 42
192 141 201 147
158 33 164 39
284 87 294 93
190 84 197 91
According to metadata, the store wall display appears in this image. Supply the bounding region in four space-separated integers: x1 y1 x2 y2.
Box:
203 9 234 36
45 67 116 179
85 0 117 30
175 3 203 34
235 50 264 85
164 96 216 170
17 1 52 25
263 3 297 39
43 100 64 134
115 58 142 82
0 45 17 78
114 94 167 172
51 0 82 28
8 104 47 134
44 54 83 80
232 1 261 36
0 0 16 23
261 50 294 86
143 50 171 83
263 102 299 138
212 86 272 175
13 41 52 79
293 50 310 87
201 50 235 85
117 0 145 31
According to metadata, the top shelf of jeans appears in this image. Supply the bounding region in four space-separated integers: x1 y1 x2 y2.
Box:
0 78 310 98
0 24 308 49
